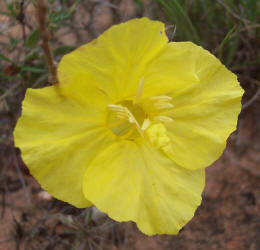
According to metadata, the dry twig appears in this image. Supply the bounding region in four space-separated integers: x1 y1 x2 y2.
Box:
18 0 26 44
37 0 58 85
242 87 260 111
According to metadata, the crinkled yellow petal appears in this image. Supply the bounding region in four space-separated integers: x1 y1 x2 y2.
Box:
58 17 168 102
56 72 110 116
142 42 219 96
144 42 244 170
82 140 204 235
14 86 115 208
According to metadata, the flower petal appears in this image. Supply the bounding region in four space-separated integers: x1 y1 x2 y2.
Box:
14 86 115 207
57 72 110 116
58 18 168 102
145 42 243 170
82 140 204 235
142 42 221 97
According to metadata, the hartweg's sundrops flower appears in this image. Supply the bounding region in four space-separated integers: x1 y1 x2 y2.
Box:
14 18 244 235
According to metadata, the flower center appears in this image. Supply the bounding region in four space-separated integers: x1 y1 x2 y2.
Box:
107 101 146 139
107 78 174 140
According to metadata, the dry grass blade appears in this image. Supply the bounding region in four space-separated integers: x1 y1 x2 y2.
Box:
242 87 260 111
0 82 20 102
217 0 250 23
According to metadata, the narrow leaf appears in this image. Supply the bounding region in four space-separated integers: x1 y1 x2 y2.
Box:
21 66 46 73
26 29 40 48
0 53 16 64
217 26 236 60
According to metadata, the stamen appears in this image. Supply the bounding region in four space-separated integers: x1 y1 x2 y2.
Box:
134 77 144 104
150 95 172 101
153 115 174 123
108 104 144 137
148 95 174 112
108 104 128 120
153 103 174 110
108 104 125 112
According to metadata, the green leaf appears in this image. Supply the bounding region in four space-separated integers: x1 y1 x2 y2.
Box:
54 45 75 57
23 49 39 63
225 24 242 67
217 26 236 60
6 2 18 18
48 9 71 24
9 37 20 49
134 0 144 10
0 53 16 64
0 72 19 80
26 29 40 48
21 66 46 73
240 0 259 22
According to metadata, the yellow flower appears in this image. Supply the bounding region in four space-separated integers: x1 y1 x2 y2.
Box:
14 18 243 235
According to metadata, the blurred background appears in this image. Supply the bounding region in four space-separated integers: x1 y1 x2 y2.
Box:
0 0 259 249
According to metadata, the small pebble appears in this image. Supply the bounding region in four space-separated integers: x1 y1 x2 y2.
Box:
37 190 52 201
